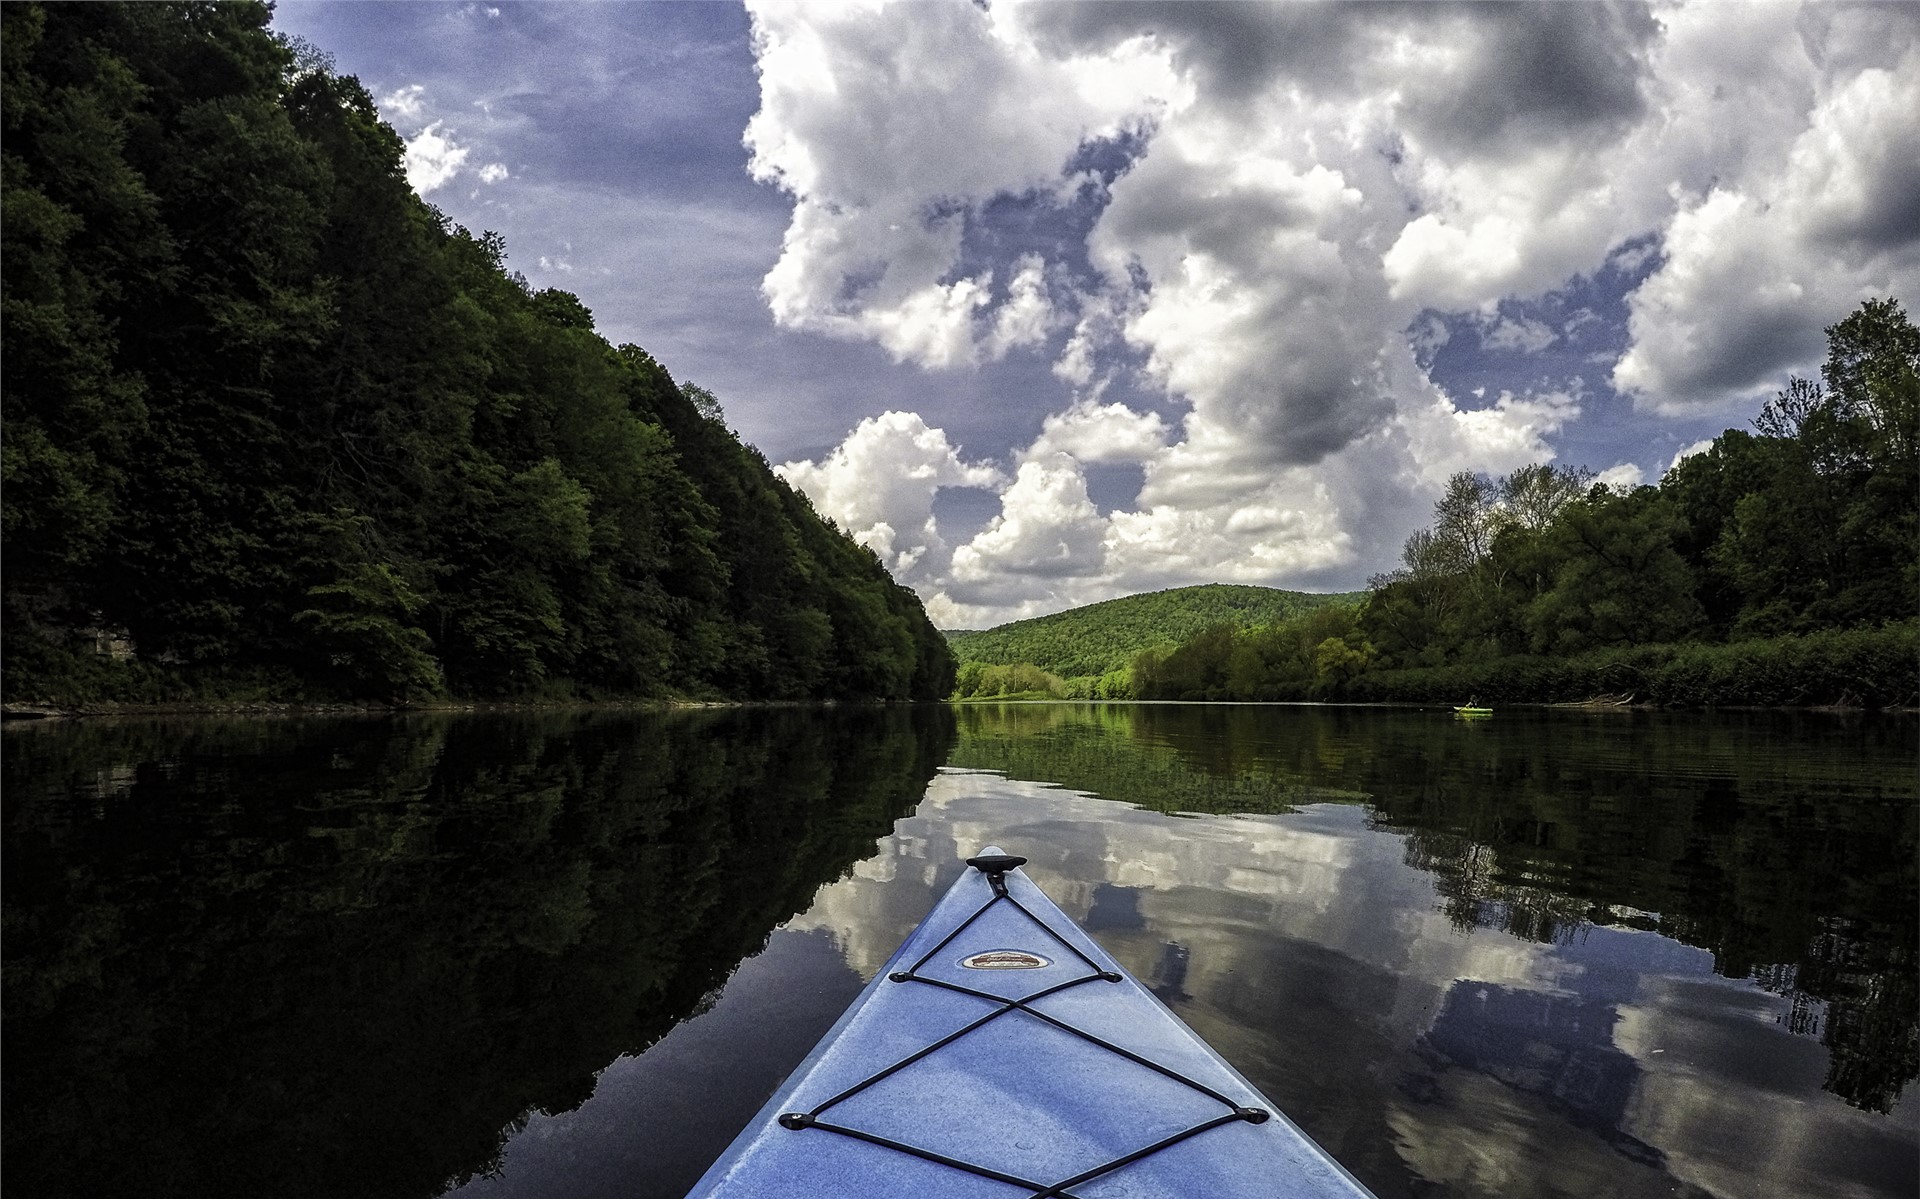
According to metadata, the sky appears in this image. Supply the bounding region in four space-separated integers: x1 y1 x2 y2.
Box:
272 1 1920 628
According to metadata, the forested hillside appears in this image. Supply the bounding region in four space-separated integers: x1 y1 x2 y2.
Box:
947 584 1360 697
1 1 953 704
1133 299 1918 708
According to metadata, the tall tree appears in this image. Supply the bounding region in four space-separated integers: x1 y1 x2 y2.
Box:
1525 487 1703 655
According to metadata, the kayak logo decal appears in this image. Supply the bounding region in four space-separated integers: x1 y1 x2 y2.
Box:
960 949 1051 970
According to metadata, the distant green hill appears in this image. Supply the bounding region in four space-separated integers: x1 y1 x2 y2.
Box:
945 584 1364 679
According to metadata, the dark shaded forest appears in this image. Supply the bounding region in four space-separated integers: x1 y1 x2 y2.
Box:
2 1 953 704
1134 299 1918 706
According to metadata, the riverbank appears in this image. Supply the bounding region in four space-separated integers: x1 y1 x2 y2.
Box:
0 697 763 723
14 692 1912 723
950 623 1917 710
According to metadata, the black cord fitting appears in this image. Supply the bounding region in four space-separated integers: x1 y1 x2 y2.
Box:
965 854 1028 874
763 878 1273 1197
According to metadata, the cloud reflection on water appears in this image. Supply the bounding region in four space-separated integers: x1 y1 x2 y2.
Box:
784 770 1917 1199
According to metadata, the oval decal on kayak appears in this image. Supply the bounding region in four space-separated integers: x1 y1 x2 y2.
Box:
960 949 1051 970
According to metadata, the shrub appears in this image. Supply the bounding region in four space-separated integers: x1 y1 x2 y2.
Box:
1337 622 1916 708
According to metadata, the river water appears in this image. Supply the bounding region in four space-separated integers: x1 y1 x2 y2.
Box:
3 704 1913 1199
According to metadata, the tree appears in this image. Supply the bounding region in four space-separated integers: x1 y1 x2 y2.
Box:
1500 463 1593 532
1660 430 1779 637
1434 471 1500 565
1312 636 1370 691
1713 298 1919 633
682 383 725 424
1526 488 1702 654
292 515 443 700
1822 297 1919 471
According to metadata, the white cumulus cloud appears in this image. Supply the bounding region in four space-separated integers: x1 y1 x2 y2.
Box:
785 368 1586 627
1666 438 1716 473
984 254 1055 360
743 0 1180 369
950 454 1109 588
403 121 471 195
1027 399 1168 465
775 411 1002 580
1611 13 1920 413
379 83 427 124
746 0 1920 623
1482 316 1559 354
1594 462 1647 492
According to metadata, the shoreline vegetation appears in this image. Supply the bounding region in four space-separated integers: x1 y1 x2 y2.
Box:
0 697 861 721
947 621 1918 711
3 3 954 710
12 689 1917 724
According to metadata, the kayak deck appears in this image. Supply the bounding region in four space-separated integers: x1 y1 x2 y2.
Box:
689 849 1375 1198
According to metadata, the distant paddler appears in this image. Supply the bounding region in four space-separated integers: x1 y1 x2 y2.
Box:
1454 697 1492 717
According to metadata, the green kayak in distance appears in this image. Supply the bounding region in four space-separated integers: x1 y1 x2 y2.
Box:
688 848 1378 1198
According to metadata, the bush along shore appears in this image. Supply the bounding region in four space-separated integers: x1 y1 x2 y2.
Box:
945 620 1917 710
1338 623 1917 709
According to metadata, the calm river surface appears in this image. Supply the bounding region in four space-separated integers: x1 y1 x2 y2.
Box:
4 704 1914 1199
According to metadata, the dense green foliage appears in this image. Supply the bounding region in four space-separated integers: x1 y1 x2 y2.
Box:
1129 601 1369 700
1 2 952 704
2 707 954 1197
946 584 1361 696
1135 300 1918 707
952 660 1080 702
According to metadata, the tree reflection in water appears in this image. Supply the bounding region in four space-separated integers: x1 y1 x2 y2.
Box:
2 708 953 1199
949 702 1918 1113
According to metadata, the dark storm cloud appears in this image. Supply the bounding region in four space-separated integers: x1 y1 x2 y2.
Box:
1805 140 1920 253
1018 0 1659 144
1023 2 1375 99
1395 2 1661 154
1797 1 1920 75
1652 305 1825 397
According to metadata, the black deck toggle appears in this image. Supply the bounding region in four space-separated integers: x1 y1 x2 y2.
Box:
965 854 1028 874
778 1112 814 1130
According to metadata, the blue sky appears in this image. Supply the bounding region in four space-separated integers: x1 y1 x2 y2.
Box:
273 2 1919 626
